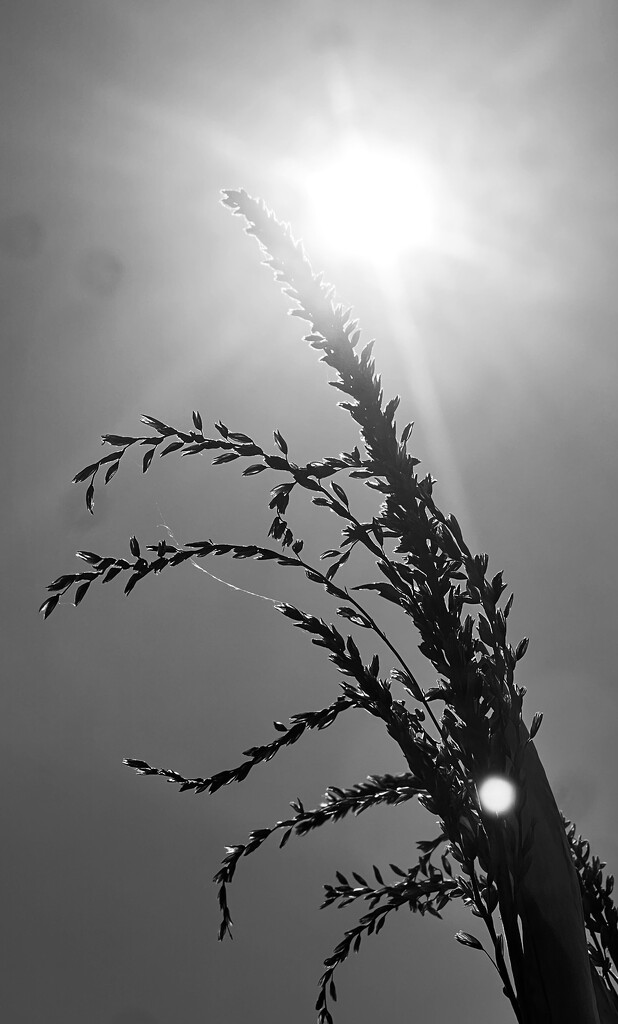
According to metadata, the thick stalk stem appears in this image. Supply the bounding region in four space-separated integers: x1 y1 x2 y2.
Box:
505 722 601 1024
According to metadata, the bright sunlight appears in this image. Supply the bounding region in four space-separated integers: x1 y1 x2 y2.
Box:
303 134 452 267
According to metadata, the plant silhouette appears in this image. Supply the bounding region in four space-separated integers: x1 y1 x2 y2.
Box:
41 190 618 1024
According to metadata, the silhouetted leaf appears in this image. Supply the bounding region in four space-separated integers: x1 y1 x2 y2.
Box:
264 454 288 471
72 462 99 484
516 637 529 661
105 461 119 484
47 574 75 592
124 573 142 596
401 422 414 445
279 827 293 848
160 440 184 457
76 551 101 564
455 931 483 950
140 415 175 435
73 581 91 607
101 434 135 446
39 594 60 619
102 566 123 583
331 481 349 507
212 452 240 464
529 712 543 739
85 483 95 514
273 430 288 455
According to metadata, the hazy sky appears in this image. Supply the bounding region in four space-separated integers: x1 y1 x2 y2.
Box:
3 2 618 1022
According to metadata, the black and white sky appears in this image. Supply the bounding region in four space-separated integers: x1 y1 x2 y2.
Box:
3 2 618 1022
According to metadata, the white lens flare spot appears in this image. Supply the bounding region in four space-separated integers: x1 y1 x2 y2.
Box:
304 136 448 266
478 776 517 816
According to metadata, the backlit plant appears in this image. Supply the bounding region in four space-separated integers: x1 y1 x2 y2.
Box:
41 190 618 1024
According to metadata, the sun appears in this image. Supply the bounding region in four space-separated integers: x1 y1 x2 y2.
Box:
477 776 517 816
302 134 451 268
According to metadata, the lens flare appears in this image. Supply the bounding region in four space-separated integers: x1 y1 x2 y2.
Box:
478 776 517 815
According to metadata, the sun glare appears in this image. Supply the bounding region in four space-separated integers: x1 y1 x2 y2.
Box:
478 776 517 816
303 135 449 267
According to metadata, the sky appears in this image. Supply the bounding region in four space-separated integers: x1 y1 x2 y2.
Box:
2 1 618 1022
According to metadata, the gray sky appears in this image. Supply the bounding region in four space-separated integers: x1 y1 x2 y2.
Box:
3 1 618 1022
